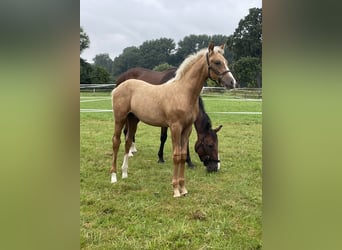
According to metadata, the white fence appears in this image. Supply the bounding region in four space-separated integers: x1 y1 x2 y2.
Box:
80 84 262 99
80 83 116 92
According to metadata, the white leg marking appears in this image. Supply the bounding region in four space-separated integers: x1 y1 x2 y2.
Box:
180 187 188 196
111 172 117 183
128 142 137 157
130 142 137 153
173 188 181 198
121 154 129 179
218 154 221 170
128 150 134 157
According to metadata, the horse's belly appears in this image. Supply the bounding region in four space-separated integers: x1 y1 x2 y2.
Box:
136 112 168 127
131 104 168 127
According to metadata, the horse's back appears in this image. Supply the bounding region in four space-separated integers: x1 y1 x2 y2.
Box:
112 79 170 126
113 79 160 102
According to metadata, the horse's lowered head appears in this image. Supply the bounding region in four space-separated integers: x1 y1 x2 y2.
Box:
206 43 237 89
195 125 222 172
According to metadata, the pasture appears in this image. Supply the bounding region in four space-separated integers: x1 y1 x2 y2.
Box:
80 91 262 249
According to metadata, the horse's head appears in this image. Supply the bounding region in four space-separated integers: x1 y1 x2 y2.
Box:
206 43 237 89
195 125 222 172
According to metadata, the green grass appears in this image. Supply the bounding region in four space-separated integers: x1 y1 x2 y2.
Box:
80 92 262 249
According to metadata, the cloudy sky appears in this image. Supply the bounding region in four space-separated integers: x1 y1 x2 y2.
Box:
80 0 262 63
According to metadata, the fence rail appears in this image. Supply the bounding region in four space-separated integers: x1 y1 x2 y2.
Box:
80 83 262 99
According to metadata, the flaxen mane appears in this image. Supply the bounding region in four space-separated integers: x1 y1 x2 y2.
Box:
168 46 225 83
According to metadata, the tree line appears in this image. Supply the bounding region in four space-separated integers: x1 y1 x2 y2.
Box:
81 7 261 88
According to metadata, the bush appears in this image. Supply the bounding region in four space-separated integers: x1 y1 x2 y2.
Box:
233 57 261 88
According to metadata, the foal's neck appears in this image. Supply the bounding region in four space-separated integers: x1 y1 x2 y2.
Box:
178 55 208 101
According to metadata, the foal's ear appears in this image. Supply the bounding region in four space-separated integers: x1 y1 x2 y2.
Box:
208 42 215 53
214 125 223 133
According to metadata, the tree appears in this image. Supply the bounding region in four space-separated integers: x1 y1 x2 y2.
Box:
112 46 141 76
174 34 231 66
227 8 262 60
176 34 210 63
153 63 174 72
80 27 90 54
112 38 176 76
232 56 261 88
93 53 113 75
226 7 262 88
138 38 176 69
90 66 111 84
80 58 93 84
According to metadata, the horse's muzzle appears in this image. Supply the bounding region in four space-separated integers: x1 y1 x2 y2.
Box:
204 158 220 172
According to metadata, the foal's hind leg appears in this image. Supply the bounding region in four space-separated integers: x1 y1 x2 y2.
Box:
111 119 126 183
121 113 139 179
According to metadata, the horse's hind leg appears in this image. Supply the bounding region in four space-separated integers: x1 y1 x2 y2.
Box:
157 127 168 163
124 121 137 157
122 113 139 179
111 119 126 183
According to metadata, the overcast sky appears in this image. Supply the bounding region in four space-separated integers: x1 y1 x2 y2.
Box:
80 0 262 63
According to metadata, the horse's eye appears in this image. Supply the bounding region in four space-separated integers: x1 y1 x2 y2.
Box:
214 61 221 66
208 144 214 148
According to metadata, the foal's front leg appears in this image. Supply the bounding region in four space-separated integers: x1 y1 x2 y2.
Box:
171 127 182 197
179 126 192 196
171 125 189 197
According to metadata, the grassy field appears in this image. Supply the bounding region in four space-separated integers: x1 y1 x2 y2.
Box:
80 91 262 249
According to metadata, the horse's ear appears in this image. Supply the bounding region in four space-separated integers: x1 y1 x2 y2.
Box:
220 44 225 50
208 42 215 53
214 125 223 133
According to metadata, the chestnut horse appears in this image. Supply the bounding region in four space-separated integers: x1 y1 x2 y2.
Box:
116 67 223 171
111 43 236 197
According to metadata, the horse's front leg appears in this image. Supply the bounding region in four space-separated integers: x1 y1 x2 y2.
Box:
157 127 168 163
170 126 182 197
186 142 195 168
179 125 192 196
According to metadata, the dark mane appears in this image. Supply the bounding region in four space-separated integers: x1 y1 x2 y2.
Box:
160 68 177 82
198 97 212 131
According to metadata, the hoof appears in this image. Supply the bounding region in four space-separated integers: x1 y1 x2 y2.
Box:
180 188 188 196
173 189 181 198
158 159 165 164
111 173 117 183
122 172 128 179
130 143 137 153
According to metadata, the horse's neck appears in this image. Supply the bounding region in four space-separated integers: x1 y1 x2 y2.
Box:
194 98 210 135
194 97 211 139
176 56 208 101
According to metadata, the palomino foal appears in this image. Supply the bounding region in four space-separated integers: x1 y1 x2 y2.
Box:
110 43 236 197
